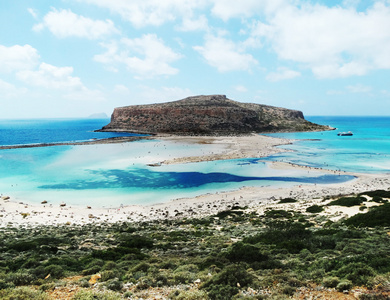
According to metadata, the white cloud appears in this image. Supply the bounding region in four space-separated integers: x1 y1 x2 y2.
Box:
266 67 300 81
346 84 372 93
114 84 130 94
33 8 119 39
79 0 208 27
138 86 192 103
63 88 106 102
0 44 39 73
0 79 27 98
28 8 39 19
234 85 248 92
94 34 182 78
252 2 390 78
16 62 84 90
177 15 209 31
211 0 286 20
194 35 258 72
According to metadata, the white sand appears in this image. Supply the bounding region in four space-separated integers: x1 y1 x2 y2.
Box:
1 134 389 227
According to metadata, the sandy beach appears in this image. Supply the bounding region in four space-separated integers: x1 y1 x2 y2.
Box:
1 134 389 227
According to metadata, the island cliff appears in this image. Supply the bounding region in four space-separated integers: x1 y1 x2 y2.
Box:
99 95 329 135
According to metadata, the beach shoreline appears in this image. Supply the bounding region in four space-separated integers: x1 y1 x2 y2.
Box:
1 133 389 227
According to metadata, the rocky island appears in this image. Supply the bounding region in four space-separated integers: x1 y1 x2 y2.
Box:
99 95 330 135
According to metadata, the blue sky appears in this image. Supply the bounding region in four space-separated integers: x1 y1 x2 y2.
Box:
1 0 390 118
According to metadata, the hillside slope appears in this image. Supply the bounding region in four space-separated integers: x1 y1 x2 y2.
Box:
100 95 329 135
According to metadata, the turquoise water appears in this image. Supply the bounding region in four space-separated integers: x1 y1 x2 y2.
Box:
266 116 390 173
1 117 384 207
0 118 134 146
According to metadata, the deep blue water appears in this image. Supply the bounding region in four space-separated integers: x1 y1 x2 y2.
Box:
0 118 132 146
39 168 354 190
266 116 390 173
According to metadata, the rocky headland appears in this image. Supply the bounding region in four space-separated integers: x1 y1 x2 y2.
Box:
99 95 330 135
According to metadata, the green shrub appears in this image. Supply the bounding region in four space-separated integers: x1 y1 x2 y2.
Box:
279 284 296 296
328 196 365 207
360 190 390 199
81 266 101 276
172 271 196 284
306 205 324 213
264 209 292 219
0 286 49 300
336 280 353 292
71 289 122 300
6 271 36 286
135 276 153 290
322 276 340 288
226 242 268 263
78 278 91 288
202 264 253 297
44 264 64 279
101 270 116 281
336 262 375 286
104 278 123 291
358 293 390 300
344 203 390 227
172 264 199 284
119 234 153 249
206 284 239 300
0 279 14 290
215 210 244 220
38 282 56 291
245 221 312 253
278 198 297 204
131 262 150 273
102 261 117 270
169 289 209 300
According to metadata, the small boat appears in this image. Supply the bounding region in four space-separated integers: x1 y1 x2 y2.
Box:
337 131 353 136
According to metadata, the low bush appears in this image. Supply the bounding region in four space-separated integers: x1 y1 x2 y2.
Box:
0 286 49 300
359 293 390 300
6 271 36 286
71 289 122 300
169 289 209 300
328 196 365 207
278 198 297 204
336 262 375 286
360 190 390 199
264 209 292 219
322 276 340 288
226 242 268 263
101 270 116 281
336 280 353 292
104 278 123 291
306 205 324 213
344 203 390 227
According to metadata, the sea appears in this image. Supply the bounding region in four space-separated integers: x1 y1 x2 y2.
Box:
0 117 388 207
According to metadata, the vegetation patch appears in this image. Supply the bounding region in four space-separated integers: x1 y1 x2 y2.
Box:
278 197 297 204
327 196 365 207
344 202 390 227
306 204 324 213
0 191 389 299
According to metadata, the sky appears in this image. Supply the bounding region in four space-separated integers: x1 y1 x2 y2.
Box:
1 0 390 118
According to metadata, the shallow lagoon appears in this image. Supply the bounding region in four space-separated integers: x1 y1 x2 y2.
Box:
266 116 390 173
0 138 353 207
